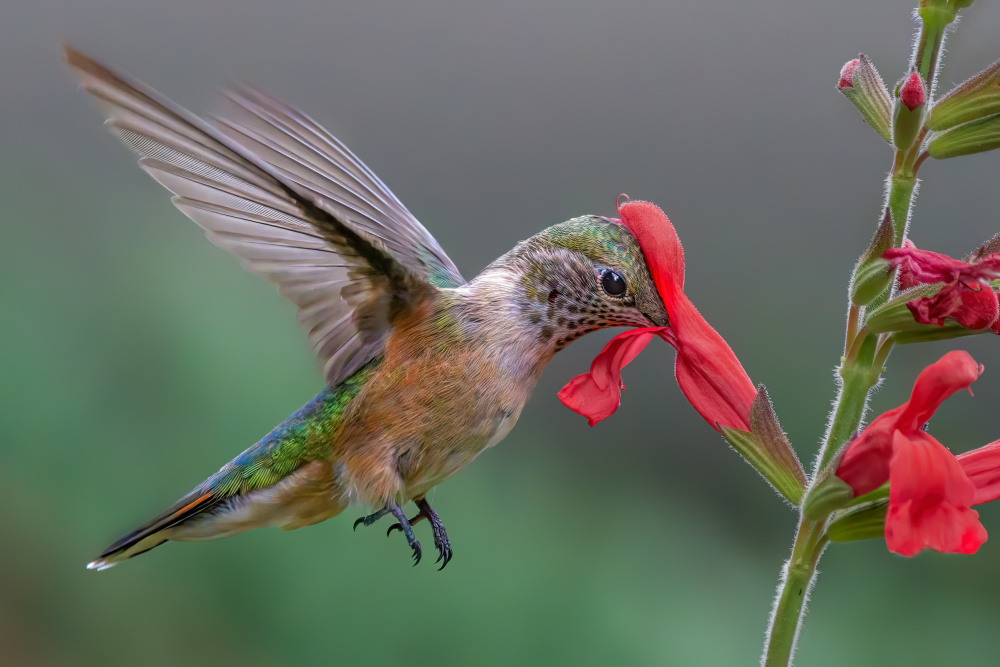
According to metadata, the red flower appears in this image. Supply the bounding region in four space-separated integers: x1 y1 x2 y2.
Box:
836 350 988 556
884 243 1000 330
558 200 757 431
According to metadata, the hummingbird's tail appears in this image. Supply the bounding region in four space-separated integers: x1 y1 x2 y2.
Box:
86 459 348 570
86 489 222 571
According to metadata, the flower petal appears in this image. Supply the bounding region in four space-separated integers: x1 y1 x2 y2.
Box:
617 201 756 431
557 328 666 426
953 283 1000 329
884 246 979 283
885 431 986 556
958 440 1000 506
835 412 898 495
896 350 982 432
906 281 999 328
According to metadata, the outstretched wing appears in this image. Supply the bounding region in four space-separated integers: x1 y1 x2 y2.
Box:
63 46 465 386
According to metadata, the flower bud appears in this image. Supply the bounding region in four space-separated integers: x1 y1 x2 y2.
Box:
927 112 1000 159
849 208 894 306
827 501 887 543
719 386 807 505
837 54 892 143
927 59 1000 131
803 476 854 521
893 71 927 150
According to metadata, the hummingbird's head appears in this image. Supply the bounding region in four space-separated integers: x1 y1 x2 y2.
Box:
479 215 669 352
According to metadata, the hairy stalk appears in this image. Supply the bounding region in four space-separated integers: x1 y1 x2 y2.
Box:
818 338 879 470
761 518 829 667
761 6 964 663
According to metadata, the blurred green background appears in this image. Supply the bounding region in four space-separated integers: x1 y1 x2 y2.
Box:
4 0 1000 664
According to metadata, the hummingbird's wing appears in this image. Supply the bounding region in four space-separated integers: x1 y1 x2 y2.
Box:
63 47 466 386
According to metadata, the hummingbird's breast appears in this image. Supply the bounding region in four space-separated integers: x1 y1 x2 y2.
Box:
331 286 549 505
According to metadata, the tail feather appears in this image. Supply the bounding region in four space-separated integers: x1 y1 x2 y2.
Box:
86 490 220 570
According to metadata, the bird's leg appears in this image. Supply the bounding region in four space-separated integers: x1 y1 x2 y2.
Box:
388 497 453 570
387 502 422 565
354 501 423 565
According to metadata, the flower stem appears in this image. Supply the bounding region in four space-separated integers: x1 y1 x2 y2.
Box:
762 518 829 667
887 170 916 246
818 330 880 470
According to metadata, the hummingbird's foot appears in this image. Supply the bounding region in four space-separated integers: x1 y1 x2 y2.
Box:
388 497 453 570
387 502 422 565
355 502 422 564
352 506 390 531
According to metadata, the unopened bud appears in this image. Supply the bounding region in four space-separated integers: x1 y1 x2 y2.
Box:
827 501 887 543
838 60 858 90
803 476 854 521
928 59 1000 131
837 54 892 143
927 112 1000 159
893 71 927 150
900 72 926 111
849 208 894 306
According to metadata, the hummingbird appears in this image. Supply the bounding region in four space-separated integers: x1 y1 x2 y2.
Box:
64 46 669 570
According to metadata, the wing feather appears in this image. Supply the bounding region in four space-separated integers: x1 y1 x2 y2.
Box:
63 46 460 385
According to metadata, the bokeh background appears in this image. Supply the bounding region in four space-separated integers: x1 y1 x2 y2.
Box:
3 0 1000 664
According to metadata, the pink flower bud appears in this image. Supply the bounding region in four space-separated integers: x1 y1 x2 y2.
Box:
900 72 926 111
838 59 859 89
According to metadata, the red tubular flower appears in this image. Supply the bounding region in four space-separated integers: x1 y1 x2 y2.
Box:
558 200 757 431
836 350 988 556
884 244 1000 330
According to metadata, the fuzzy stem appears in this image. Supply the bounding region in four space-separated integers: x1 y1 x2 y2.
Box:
761 518 829 667
817 356 878 470
887 170 917 247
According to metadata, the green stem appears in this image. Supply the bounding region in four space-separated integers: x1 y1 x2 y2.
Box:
760 7 966 665
762 519 829 667
887 170 917 246
914 4 951 87
817 330 880 470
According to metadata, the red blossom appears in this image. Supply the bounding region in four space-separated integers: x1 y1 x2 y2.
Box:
558 328 665 427
899 71 926 111
558 200 757 431
836 350 988 556
838 59 859 89
958 441 1000 506
883 244 1000 330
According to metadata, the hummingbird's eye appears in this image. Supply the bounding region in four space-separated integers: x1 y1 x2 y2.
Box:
599 269 627 297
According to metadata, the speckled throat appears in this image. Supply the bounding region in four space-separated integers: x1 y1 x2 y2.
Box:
453 215 662 374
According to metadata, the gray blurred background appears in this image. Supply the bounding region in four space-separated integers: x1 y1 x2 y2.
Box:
3 0 1000 664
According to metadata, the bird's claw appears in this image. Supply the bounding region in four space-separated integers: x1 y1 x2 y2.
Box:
359 500 451 569
431 520 453 571
386 512 427 536
410 540 422 566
